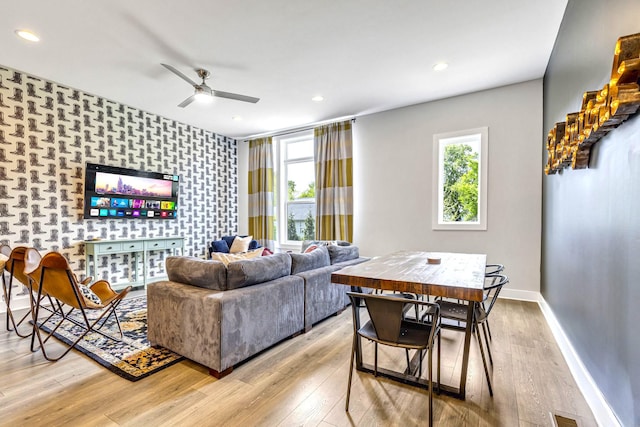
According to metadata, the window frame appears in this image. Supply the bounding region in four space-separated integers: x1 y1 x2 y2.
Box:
274 130 316 249
431 127 488 231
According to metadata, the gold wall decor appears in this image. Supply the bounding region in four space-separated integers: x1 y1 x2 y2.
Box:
545 33 640 175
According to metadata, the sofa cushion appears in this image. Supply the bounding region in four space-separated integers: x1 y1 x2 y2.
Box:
327 245 359 264
211 239 230 253
290 246 330 274
166 256 228 291
226 253 292 290
300 239 350 252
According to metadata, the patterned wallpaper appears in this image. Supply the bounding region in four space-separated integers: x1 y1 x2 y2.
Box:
0 64 238 299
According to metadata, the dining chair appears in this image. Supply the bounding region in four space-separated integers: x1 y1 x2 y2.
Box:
24 250 132 361
436 274 509 396
345 292 441 426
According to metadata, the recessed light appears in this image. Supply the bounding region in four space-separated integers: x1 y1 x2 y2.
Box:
15 29 40 42
311 95 324 102
433 62 448 71
232 116 242 121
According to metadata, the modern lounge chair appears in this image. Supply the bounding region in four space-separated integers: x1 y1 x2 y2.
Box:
24 250 132 361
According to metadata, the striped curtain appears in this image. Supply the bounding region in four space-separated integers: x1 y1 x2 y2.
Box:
248 137 275 249
314 120 353 242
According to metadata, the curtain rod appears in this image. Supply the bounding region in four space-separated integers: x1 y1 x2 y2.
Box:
240 116 356 141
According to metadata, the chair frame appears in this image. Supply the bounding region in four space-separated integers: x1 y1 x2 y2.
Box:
436 273 509 396
345 292 441 426
1 246 56 339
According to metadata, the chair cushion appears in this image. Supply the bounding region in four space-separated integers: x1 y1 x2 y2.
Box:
226 253 292 290
166 256 228 291
290 246 331 274
211 239 230 253
327 245 359 264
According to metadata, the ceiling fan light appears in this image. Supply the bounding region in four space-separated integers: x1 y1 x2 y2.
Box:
194 92 213 103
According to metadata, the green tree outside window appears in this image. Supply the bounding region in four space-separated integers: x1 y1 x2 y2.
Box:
443 144 479 222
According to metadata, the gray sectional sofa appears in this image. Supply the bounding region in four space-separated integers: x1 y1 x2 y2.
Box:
147 246 368 378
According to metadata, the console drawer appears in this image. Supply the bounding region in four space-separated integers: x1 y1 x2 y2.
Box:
93 242 123 254
165 238 183 250
146 240 167 250
122 241 144 251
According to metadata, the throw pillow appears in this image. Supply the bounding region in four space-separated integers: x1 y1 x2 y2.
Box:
229 235 253 253
262 248 274 256
78 284 101 305
211 239 230 253
303 245 318 253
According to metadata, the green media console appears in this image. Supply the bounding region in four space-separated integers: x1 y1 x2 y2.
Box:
84 237 184 289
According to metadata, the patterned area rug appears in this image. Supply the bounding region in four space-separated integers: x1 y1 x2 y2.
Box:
37 296 183 381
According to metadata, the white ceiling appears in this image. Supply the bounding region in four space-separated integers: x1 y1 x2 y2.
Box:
1 1 567 139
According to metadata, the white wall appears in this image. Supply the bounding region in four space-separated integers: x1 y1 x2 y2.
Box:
353 80 542 293
238 79 543 294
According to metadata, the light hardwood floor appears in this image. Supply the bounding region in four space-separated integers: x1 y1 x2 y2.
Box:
0 298 596 426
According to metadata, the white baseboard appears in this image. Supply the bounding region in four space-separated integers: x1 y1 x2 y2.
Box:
538 296 621 427
499 288 542 302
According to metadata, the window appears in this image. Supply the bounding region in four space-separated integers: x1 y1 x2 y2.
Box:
275 131 316 247
432 127 488 230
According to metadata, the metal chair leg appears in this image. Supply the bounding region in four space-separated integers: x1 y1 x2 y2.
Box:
481 322 493 366
374 342 378 376
475 322 493 396
428 345 434 427
485 318 493 340
345 334 356 411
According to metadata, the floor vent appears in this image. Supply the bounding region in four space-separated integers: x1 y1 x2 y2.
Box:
551 412 580 427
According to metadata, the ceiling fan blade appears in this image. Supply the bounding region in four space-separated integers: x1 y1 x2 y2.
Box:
213 90 260 104
161 63 198 87
178 95 196 108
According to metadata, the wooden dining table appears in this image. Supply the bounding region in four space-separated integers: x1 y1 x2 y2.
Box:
331 250 487 400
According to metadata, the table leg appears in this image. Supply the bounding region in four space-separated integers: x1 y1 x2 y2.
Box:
352 293 363 367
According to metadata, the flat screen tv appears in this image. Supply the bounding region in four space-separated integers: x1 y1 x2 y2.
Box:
83 163 180 220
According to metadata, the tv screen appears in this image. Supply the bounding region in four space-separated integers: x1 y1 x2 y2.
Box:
83 163 180 220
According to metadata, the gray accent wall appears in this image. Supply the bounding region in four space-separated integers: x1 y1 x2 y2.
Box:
542 1 640 425
0 64 238 291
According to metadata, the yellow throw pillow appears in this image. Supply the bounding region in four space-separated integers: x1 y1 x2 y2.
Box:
229 235 253 253
210 248 263 266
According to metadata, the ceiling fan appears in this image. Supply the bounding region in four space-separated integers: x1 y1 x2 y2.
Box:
161 63 259 108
